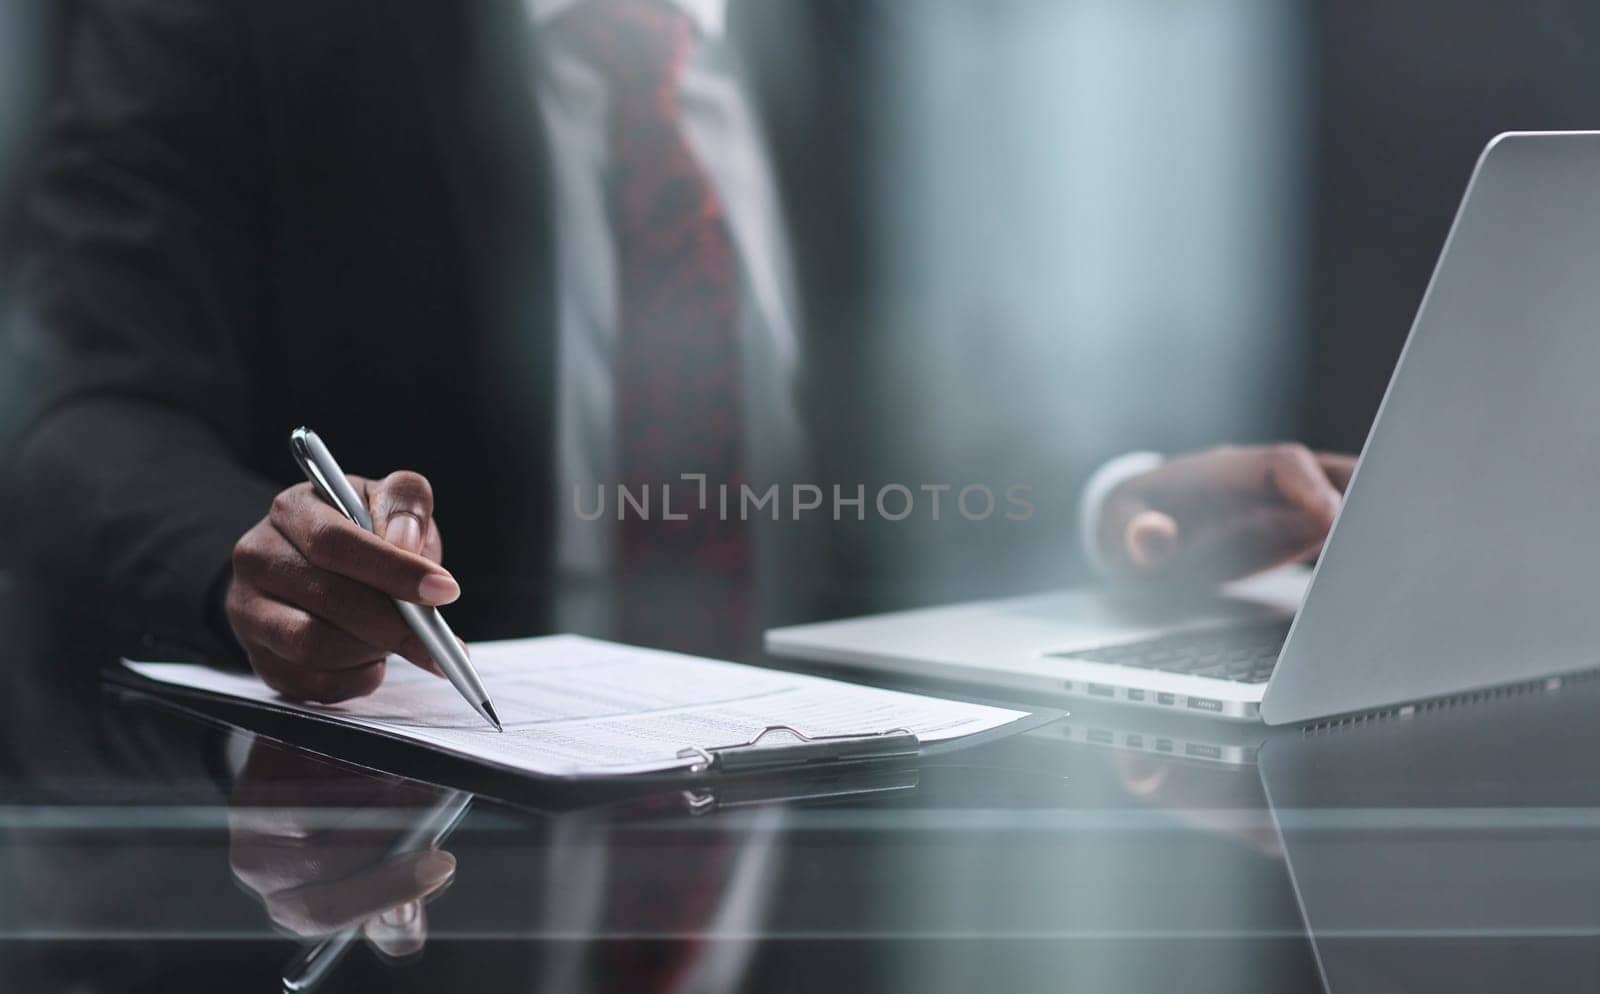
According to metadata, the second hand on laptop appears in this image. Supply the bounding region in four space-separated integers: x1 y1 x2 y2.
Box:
289 427 502 731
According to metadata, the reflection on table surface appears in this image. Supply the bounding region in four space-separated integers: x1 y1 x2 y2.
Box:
8 596 1600 993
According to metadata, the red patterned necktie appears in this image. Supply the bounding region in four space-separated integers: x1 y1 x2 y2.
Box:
558 0 754 653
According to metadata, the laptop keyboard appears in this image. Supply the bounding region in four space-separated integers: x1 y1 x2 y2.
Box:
1049 620 1293 684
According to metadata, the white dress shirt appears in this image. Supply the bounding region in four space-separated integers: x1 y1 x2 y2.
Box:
524 0 806 623
525 0 1134 613
1077 451 1163 574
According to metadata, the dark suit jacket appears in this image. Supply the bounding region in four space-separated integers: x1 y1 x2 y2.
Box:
5 0 886 661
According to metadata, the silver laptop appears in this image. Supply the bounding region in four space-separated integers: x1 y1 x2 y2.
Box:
768 131 1600 727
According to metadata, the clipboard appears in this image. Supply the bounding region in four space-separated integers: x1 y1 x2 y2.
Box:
107 634 1051 785
675 724 921 774
104 675 1060 819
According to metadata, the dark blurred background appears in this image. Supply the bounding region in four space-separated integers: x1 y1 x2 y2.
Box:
1 0 1597 593
1306 0 1600 451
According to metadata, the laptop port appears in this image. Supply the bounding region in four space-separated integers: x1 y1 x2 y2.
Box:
1088 683 1115 698
1155 738 1174 752
1188 697 1223 713
1156 692 1177 706
1126 688 1145 702
1186 743 1222 759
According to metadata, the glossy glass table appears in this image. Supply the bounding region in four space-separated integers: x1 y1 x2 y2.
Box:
5 588 1600 994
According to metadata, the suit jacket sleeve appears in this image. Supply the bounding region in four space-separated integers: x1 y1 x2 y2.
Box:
5 0 280 662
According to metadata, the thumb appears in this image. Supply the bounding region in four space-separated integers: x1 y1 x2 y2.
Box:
264 849 455 937
367 471 436 556
1125 510 1181 571
363 899 429 961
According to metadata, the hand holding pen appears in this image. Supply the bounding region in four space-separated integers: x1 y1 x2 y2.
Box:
223 429 500 729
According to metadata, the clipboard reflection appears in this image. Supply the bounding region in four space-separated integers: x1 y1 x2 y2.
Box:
224 735 921 992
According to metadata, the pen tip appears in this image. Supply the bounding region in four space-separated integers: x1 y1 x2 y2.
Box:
482 701 503 732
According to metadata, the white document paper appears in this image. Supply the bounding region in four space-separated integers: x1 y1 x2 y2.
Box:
124 635 1028 778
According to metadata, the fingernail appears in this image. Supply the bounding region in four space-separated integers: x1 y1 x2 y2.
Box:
411 850 456 892
388 515 424 554
1128 512 1179 568
417 573 460 605
379 900 422 927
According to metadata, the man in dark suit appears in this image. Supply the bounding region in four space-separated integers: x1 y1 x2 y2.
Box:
5 0 1354 702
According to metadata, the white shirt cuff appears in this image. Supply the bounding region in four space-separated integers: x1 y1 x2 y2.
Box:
1078 451 1164 575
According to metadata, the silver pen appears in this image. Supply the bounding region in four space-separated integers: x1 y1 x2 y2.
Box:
289 427 502 731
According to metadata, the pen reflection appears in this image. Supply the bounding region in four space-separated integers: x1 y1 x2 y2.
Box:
227 740 460 963
217 718 1317 994
222 734 901 993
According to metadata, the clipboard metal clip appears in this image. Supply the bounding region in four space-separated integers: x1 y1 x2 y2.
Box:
677 724 920 775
